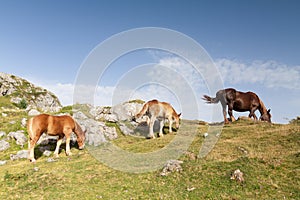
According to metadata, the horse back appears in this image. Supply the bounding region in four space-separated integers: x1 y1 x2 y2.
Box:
234 91 260 111
31 114 75 135
147 100 174 118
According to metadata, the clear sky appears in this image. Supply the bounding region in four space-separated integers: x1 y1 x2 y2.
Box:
0 0 299 123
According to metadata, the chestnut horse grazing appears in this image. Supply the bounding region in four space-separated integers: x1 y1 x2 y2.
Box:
134 99 181 138
27 114 86 162
203 88 271 124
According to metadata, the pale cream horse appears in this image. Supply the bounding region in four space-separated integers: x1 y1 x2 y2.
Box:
134 99 181 138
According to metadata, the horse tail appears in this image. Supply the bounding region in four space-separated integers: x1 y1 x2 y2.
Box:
135 102 149 119
202 94 220 104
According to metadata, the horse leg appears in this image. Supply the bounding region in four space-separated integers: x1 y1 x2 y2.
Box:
221 102 229 124
28 131 42 162
54 136 63 157
253 113 258 120
65 137 72 156
64 128 73 156
249 107 258 121
149 116 156 139
28 138 38 162
159 120 164 137
168 117 173 134
228 103 236 122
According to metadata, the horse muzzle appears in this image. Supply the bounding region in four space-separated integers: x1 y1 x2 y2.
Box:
79 144 85 150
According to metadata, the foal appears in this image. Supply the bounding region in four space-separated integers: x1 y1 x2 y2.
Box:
27 114 86 162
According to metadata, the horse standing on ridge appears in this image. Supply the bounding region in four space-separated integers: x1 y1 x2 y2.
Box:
133 99 181 139
27 114 86 162
202 88 271 124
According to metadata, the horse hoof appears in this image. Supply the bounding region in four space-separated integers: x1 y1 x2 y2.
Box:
29 158 36 163
66 152 72 156
54 154 59 158
159 133 164 137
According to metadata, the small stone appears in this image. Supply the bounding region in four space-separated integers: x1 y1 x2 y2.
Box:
0 160 7 165
160 160 183 176
47 158 57 163
43 150 52 157
21 118 27 127
0 131 6 138
0 140 10 151
187 187 195 192
230 169 245 183
33 167 39 172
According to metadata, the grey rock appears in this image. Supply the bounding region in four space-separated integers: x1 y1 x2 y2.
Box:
0 140 10 151
104 114 118 122
21 118 27 127
28 109 40 116
10 150 28 160
104 126 118 140
119 123 134 135
111 102 143 121
0 72 62 112
43 150 52 157
160 160 183 176
86 133 106 146
8 130 27 147
0 131 6 138
10 96 22 104
89 106 104 118
47 158 57 163
73 111 88 120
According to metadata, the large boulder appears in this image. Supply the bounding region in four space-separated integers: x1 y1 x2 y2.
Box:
111 101 143 121
73 111 118 146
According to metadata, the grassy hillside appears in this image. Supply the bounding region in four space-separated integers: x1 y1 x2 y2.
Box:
0 102 299 199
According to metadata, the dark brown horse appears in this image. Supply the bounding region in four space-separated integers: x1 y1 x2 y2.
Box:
27 114 86 162
203 88 271 124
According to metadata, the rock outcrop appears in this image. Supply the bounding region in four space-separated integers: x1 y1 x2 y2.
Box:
0 72 62 112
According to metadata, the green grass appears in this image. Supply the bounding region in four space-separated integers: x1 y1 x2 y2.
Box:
0 102 299 200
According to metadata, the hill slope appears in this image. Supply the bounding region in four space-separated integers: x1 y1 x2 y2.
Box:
0 117 299 199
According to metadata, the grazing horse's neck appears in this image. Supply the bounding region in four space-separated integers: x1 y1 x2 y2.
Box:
259 98 268 115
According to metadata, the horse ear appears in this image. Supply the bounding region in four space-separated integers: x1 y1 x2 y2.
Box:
267 109 271 113
178 113 181 117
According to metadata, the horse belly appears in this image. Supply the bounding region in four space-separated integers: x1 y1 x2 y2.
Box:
233 101 249 112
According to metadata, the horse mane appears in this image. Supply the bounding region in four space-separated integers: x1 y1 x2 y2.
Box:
258 98 267 114
73 119 85 139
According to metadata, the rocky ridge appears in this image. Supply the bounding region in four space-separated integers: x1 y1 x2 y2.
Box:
0 72 62 112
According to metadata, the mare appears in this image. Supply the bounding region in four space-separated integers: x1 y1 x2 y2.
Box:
134 99 181 139
202 88 271 124
27 114 86 162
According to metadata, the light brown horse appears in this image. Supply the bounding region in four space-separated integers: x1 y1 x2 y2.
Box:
133 99 181 138
203 88 271 124
27 114 86 162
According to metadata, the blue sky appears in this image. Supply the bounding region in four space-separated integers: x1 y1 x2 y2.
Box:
0 0 299 123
